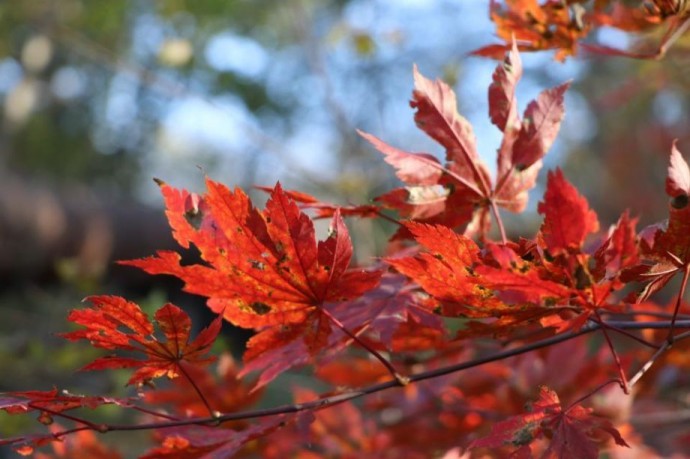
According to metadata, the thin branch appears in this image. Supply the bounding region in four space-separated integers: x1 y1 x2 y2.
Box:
8 319 690 448
597 320 690 330
44 322 602 435
588 316 658 348
628 340 671 389
26 403 101 430
603 310 690 320
129 404 182 421
626 327 690 392
372 208 403 227
98 320 690 430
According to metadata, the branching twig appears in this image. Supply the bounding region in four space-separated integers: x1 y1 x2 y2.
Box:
594 312 629 393
7 319 690 450
628 340 671 389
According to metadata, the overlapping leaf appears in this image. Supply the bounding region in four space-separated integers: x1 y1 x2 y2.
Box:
125 180 380 326
255 185 380 219
388 221 581 336
386 222 498 318
237 274 445 389
593 210 639 286
493 45 570 214
61 296 222 386
386 168 640 336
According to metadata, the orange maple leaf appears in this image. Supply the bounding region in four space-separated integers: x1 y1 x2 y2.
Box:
124 180 381 328
122 179 381 385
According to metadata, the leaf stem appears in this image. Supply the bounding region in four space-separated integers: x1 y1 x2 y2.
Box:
565 378 623 412
319 306 408 385
489 199 508 243
492 165 515 201
176 362 216 418
372 208 403 227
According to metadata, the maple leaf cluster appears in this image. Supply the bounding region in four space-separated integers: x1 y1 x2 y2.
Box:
4 27 690 459
477 0 690 60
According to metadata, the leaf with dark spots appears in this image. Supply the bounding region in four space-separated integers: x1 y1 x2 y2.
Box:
122 181 381 385
250 302 272 315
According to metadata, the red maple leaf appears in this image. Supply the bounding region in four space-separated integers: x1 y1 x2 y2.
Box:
122 180 382 385
362 45 569 240
470 385 629 458
61 296 222 386
387 221 572 337
387 168 637 337
537 169 599 256
386 222 502 318
592 210 639 287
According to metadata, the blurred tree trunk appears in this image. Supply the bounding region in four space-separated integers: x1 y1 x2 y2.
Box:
0 169 175 281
